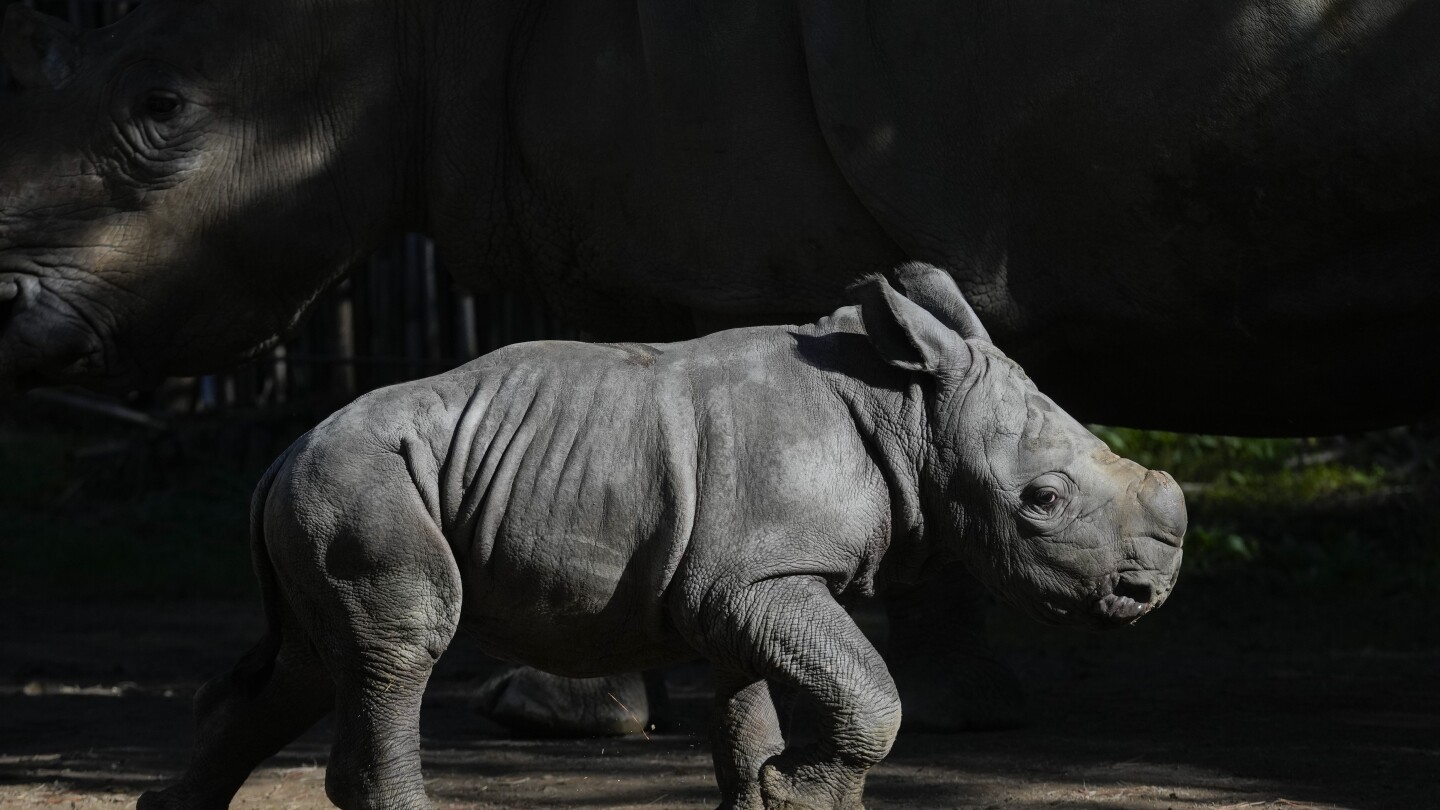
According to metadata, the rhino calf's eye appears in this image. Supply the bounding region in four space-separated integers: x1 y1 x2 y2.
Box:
1022 473 1070 512
1030 488 1059 507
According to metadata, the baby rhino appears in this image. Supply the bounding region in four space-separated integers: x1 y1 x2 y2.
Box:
142 264 1185 810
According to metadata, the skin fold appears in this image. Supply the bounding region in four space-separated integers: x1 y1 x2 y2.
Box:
138 267 1186 810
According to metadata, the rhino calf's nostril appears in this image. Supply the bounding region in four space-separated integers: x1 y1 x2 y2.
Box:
1112 577 1154 605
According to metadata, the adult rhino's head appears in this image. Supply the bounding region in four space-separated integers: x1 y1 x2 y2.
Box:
0 0 405 390
854 264 1186 627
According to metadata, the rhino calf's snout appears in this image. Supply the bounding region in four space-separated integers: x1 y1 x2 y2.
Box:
1140 470 1187 546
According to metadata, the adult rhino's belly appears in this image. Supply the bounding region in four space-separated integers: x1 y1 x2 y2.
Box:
859 111 1440 434
793 0 1440 434
997 214 1440 435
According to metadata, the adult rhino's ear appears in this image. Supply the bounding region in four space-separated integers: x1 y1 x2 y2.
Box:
893 262 992 344
1 5 80 90
849 274 966 376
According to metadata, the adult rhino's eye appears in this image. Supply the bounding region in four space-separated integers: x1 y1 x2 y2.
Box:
143 91 183 120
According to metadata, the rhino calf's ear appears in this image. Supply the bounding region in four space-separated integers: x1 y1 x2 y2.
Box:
849 274 966 376
1 5 79 90
892 262 993 344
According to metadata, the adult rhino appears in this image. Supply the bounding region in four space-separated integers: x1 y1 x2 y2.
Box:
1 0 1435 733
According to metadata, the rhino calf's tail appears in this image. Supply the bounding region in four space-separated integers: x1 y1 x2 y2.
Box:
199 443 302 711
139 437 343 810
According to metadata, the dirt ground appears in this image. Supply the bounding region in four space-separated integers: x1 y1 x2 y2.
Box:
2 576 1437 810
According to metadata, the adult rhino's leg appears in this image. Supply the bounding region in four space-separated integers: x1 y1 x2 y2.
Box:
884 564 1027 731
137 611 333 810
470 667 657 737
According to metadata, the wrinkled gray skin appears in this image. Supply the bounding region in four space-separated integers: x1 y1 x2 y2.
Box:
138 268 1185 810
0 0 1424 739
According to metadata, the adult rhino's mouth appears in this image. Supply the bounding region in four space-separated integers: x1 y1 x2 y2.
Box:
0 272 109 391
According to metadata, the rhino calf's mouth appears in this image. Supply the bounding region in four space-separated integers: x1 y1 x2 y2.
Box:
1095 592 1151 624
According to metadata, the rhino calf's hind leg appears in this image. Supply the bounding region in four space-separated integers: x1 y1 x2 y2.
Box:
137 617 334 810
269 455 464 810
322 629 448 810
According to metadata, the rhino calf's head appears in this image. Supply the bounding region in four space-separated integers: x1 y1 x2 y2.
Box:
854 265 1186 627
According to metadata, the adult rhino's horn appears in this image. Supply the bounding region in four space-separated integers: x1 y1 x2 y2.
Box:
1 5 79 90
892 262 992 344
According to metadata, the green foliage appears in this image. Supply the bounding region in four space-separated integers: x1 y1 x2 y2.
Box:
1182 524 1259 566
1090 427 1300 482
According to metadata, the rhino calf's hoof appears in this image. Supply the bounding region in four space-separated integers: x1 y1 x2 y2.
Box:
136 787 224 810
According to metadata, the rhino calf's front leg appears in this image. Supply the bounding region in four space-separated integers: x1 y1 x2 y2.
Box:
687 575 901 810
711 674 787 809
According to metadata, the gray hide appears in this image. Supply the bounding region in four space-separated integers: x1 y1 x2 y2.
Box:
140 268 1185 810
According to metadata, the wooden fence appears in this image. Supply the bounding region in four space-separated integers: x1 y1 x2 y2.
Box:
187 239 575 414
10 0 574 415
